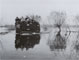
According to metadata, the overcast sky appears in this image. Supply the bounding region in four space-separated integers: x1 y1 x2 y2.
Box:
1 0 79 25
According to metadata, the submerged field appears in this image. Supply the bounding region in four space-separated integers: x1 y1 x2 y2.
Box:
0 26 79 60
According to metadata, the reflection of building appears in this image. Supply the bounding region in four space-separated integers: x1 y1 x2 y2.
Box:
48 31 66 51
15 34 40 50
15 17 40 34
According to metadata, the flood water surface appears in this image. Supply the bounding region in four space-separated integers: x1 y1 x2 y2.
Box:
0 29 79 60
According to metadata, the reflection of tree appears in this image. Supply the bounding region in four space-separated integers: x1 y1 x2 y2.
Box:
74 41 79 52
15 34 40 50
0 39 4 51
74 34 79 52
48 30 66 51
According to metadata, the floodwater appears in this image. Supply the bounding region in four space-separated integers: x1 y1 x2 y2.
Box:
0 27 79 60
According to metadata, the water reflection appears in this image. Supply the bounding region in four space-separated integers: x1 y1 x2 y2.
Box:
74 36 79 52
48 30 67 51
15 34 40 50
75 42 79 52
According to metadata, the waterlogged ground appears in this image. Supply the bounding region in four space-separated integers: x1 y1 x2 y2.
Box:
0 27 79 60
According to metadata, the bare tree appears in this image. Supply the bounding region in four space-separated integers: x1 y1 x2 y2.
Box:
75 15 79 21
75 15 79 27
75 15 79 38
29 15 41 23
48 11 66 31
74 15 79 52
